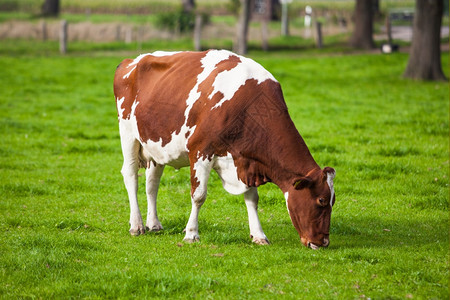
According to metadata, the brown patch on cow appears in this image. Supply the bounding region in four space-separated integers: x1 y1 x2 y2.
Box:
214 54 241 71
135 53 204 146
115 51 207 146
188 151 204 198
189 77 317 188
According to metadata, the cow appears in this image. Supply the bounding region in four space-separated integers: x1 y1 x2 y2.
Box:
113 50 336 249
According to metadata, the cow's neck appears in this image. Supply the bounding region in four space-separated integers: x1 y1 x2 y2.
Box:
270 123 319 191
233 111 319 193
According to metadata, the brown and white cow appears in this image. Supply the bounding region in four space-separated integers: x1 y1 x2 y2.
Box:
113 50 335 249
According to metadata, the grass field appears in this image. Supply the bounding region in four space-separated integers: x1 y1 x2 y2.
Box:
0 38 448 299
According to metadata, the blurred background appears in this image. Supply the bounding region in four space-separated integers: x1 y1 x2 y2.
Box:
0 0 448 59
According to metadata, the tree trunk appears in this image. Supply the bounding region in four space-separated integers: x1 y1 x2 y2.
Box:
182 0 195 13
41 0 60 17
350 0 375 49
404 0 447 81
234 0 252 55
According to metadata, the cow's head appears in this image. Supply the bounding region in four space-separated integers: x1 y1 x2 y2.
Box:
286 167 336 249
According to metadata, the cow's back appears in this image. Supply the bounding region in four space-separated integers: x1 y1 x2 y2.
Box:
114 52 204 144
114 50 285 167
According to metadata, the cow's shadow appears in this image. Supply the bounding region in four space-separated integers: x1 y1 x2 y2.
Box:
144 216 262 245
324 215 448 250
141 213 448 250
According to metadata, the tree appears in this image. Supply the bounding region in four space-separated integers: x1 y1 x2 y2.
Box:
350 0 375 49
404 0 447 81
234 0 252 55
182 0 195 13
41 0 60 17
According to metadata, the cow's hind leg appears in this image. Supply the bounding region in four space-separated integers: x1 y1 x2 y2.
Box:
120 129 145 236
184 156 213 243
245 188 270 245
145 163 165 232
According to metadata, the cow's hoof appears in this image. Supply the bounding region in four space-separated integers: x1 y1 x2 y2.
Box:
252 236 270 245
129 227 145 236
146 224 163 232
183 235 200 243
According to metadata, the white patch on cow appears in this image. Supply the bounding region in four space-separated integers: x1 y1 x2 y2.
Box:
326 171 336 207
127 53 151 68
284 191 296 232
141 130 191 168
192 154 212 200
118 99 141 142
151 50 182 57
139 50 235 168
185 49 232 117
123 66 136 79
210 54 277 110
131 99 139 115
116 97 125 119
284 192 290 213
213 153 249 195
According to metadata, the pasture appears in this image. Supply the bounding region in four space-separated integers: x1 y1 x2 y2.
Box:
0 40 448 299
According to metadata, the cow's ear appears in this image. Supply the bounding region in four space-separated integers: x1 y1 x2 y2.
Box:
322 167 336 181
293 177 313 190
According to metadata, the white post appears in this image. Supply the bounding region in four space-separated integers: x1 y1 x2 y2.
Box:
304 5 312 27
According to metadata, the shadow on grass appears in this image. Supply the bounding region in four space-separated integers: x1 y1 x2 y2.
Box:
148 212 449 250
138 215 257 245
329 216 448 250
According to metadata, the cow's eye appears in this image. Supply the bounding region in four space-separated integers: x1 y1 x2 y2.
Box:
318 198 326 206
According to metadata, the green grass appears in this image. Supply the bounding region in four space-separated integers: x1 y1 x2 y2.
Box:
0 39 448 299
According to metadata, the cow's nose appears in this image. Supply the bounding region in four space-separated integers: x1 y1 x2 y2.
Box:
322 237 330 247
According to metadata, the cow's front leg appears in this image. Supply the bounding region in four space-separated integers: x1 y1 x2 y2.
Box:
120 134 145 236
145 162 165 232
245 188 270 245
184 156 212 243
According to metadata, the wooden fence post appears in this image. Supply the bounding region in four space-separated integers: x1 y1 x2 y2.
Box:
137 26 143 51
315 21 323 49
194 14 202 51
41 20 47 41
386 14 392 45
116 25 121 42
125 27 132 44
60 20 68 54
261 18 269 51
281 1 289 36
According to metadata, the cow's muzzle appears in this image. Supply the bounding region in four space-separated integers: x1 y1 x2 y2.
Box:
304 237 329 250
